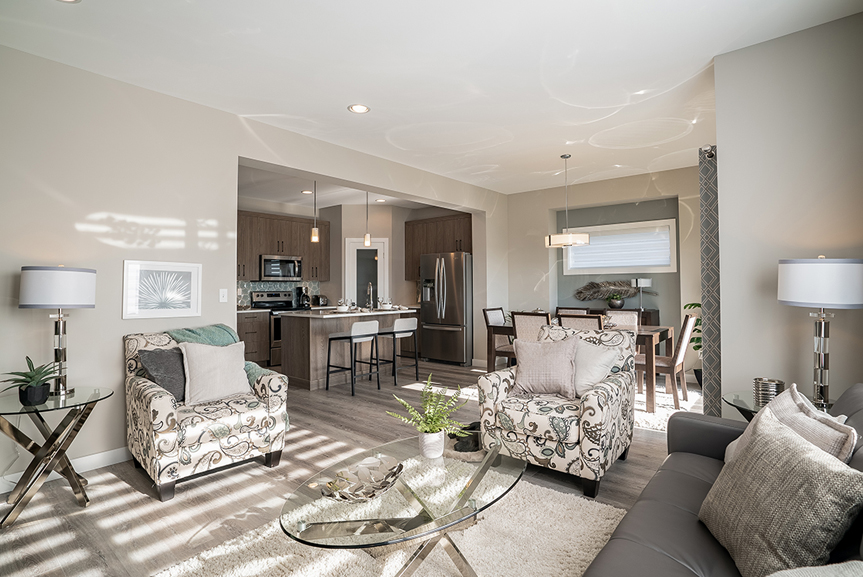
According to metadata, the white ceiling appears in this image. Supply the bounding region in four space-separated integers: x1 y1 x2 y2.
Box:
1 1 861 194
238 165 430 210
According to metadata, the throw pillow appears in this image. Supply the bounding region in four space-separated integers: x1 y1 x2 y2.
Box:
700 409 863 577
138 348 186 402
573 338 620 397
180 341 251 405
767 561 863 576
512 338 578 398
725 384 857 464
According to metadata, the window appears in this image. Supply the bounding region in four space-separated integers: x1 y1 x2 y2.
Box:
563 218 677 275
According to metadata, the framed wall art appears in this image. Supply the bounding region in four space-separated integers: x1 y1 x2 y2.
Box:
123 260 202 319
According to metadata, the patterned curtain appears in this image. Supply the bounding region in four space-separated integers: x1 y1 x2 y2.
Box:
699 146 721 417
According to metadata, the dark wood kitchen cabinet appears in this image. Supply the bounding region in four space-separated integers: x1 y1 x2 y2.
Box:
237 211 329 282
404 213 471 281
237 312 269 363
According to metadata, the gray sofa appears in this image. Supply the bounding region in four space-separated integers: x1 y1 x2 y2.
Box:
584 383 863 577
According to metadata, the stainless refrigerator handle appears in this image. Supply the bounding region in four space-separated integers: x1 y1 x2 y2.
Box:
422 325 463 332
436 257 443 319
441 262 446 318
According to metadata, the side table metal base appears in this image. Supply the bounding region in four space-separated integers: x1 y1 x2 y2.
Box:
0 402 96 528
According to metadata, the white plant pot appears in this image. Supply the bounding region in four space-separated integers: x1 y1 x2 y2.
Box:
418 431 445 459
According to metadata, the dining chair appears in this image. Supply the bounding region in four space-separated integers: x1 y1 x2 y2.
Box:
483 307 516 369
555 307 588 317
558 313 603 330
634 314 697 410
511 311 552 342
604 310 639 331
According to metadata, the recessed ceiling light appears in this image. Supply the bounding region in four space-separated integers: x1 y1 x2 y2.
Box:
375 199 386 203
301 190 313 195
348 104 370 114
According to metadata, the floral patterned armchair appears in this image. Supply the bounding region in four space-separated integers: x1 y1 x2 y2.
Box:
123 326 289 501
478 327 635 497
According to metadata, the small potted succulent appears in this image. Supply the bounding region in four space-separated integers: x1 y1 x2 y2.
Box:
683 303 703 386
387 375 468 458
606 293 625 309
2 357 59 406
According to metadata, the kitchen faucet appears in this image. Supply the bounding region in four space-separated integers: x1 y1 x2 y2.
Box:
367 282 373 308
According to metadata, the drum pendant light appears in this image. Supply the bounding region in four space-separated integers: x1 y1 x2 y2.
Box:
546 154 590 248
364 191 371 247
311 181 319 243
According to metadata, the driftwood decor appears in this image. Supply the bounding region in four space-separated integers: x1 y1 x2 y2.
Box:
575 280 658 301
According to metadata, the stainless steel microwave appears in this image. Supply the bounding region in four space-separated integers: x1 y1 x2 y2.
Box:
260 255 302 281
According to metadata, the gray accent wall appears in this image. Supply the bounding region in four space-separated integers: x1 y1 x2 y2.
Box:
699 147 721 418
555 199 682 334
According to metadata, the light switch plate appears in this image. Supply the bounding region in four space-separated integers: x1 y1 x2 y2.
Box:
219 288 228 303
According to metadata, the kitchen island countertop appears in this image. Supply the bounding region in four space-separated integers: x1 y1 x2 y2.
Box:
276 308 417 319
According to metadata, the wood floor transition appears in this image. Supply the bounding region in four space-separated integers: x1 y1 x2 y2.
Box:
0 360 677 577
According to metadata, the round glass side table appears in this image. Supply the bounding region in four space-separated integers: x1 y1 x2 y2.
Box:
0 386 113 528
722 389 833 422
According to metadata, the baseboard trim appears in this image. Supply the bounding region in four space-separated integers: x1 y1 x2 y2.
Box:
0 447 132 494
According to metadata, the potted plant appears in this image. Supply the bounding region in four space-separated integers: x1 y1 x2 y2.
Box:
387 375 468 458
1 357 59 406
683 303 703 386
606 293 625 309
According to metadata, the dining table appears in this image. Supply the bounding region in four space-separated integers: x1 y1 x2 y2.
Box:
485 322 673 413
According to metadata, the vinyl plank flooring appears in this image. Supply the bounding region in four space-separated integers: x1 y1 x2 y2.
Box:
0 360 673 577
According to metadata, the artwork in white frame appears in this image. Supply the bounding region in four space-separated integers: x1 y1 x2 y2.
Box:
123 260 202 319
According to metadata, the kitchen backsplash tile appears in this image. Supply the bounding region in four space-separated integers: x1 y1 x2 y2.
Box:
237 280 319 307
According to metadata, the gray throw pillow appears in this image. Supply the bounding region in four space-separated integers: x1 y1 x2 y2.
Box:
138 348 185 402
512 338 577 398
179 341 251 405
700 409 863 577
767 561 863 576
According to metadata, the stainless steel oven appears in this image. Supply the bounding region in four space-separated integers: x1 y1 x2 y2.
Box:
250 291 294 366
259 255 302 282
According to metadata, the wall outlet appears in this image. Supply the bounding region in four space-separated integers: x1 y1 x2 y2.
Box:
219 289 228 303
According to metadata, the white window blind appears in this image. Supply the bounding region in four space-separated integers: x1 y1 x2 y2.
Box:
563 218 677 275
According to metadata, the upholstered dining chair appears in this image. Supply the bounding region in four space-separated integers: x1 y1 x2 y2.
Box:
604 310 639 331
555 307 588 317
558 313 603 330
483 307 516 369
511 311 552 342
635 314 697 410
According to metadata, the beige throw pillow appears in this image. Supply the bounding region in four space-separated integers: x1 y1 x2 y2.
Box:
700 409 863 577
180 341 251 405
767 561 863 576
573 338 620 397
512 338 577 398
725 384 857 464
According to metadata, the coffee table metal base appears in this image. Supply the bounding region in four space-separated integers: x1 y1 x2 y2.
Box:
0 402 96 528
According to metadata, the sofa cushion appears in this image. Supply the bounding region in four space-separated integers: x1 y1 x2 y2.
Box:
180 341 251 405
496 394 580 443
574 337 621 396
512 337 578 398
537 326 635 385
138 348 186 402
176 392 270 447
700 409 863 577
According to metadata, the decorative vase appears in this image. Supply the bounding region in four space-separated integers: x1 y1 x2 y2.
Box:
19 383 50 406
418 431 445 459
607 298 625 309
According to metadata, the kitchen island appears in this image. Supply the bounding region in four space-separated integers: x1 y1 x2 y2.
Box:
279 308 420 390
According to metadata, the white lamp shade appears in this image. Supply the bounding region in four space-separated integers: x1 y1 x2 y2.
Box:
777 259 863 309
545 232 590 248
19 266 97 309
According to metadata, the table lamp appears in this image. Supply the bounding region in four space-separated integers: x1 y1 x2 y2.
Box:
777 256 863 409
19 266 97 398
631 278 652 311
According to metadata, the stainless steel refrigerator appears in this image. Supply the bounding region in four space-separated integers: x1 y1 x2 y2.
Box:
420 252 473 365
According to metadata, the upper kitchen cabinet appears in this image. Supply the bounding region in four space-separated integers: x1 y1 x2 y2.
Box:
404 213 471 281
237 211 329 282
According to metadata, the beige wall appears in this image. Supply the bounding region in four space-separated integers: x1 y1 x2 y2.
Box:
714 13 863 416
0 45 507 479
506 167 701 367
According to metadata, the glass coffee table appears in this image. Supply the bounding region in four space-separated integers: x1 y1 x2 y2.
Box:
0 386 113 527
280 436 525 577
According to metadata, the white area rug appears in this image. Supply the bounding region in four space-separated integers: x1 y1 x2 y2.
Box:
635 377 702 432
157 477 625 577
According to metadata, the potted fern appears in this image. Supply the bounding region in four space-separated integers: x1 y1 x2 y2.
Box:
683 303 703 387
2 357 59 406
387 375 469 459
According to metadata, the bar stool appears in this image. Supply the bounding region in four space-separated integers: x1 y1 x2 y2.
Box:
326 320 380 395
378 317 419 386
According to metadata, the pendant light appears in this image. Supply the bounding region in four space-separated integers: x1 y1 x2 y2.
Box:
364 191 371 247
545 154 590 248
310 181 319 243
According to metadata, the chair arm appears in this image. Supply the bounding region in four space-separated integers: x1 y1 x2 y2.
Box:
478 367 517 433
667 413 747 460
124 375 180 460
578 368 636 480
245 362 289 413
